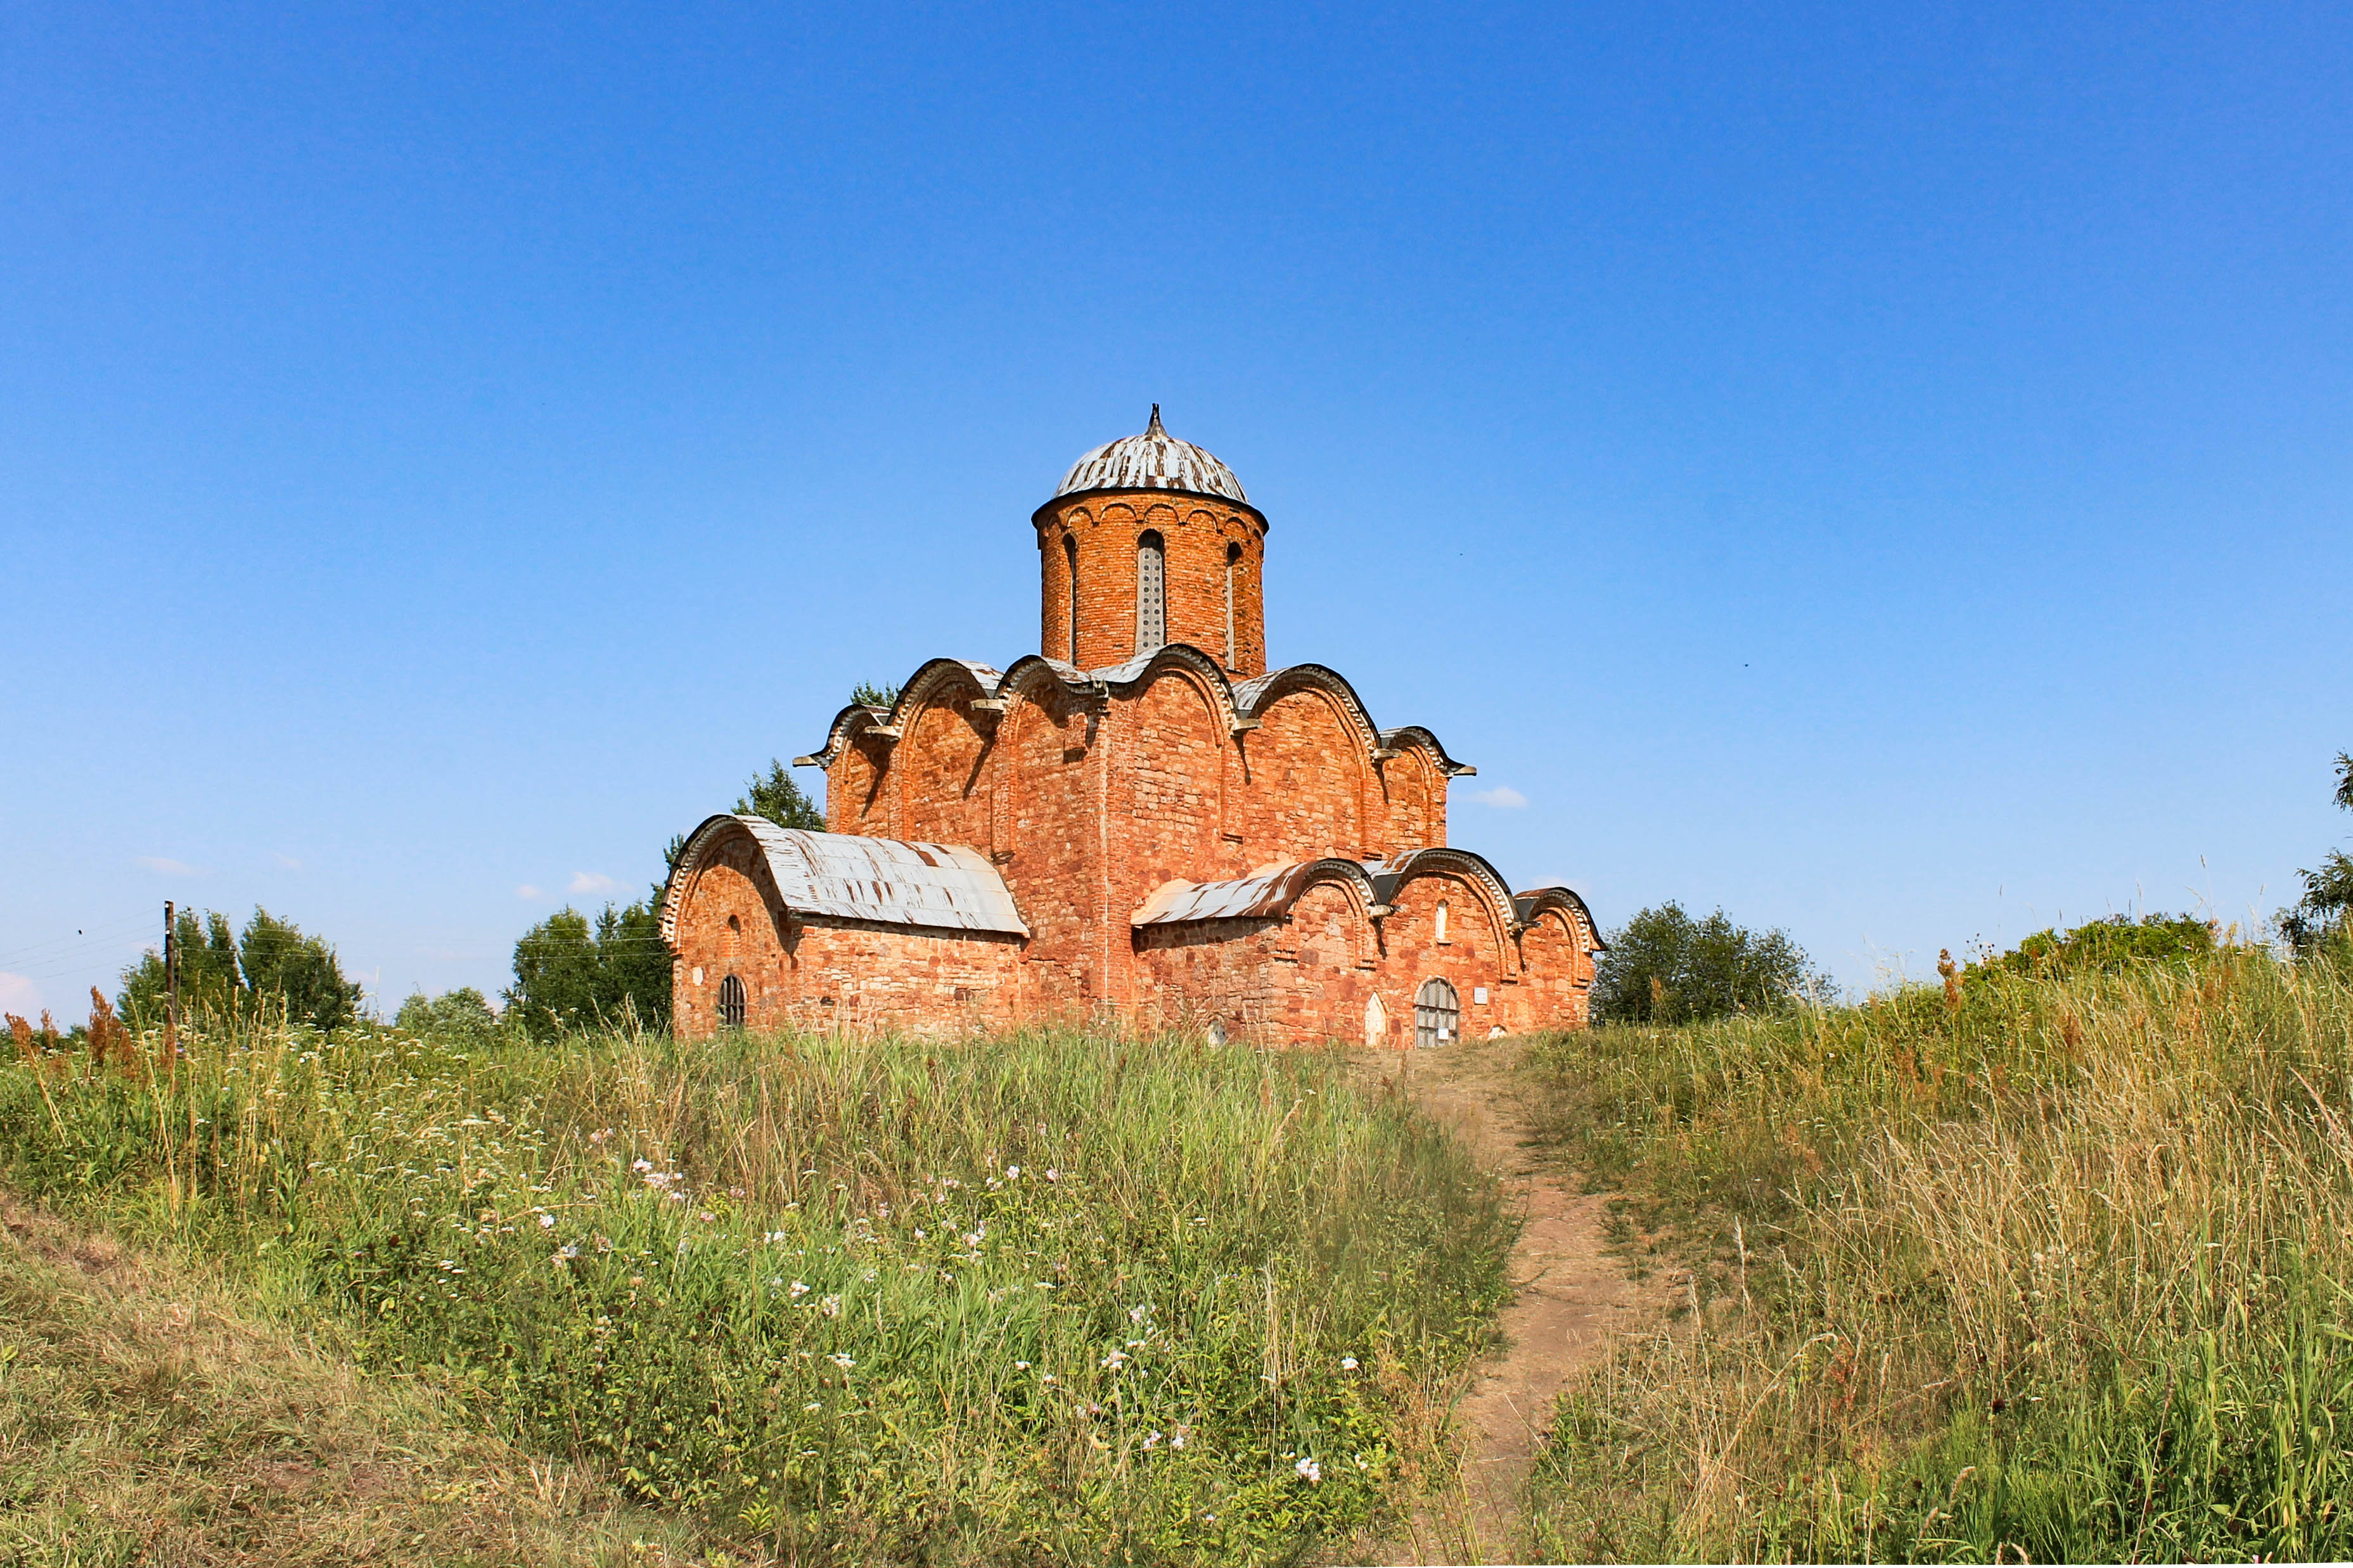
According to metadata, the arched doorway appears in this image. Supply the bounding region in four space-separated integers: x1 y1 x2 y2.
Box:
1413 978 1459 1048
718 973 748 1030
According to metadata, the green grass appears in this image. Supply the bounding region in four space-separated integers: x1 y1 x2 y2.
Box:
1518 947 2353 1562
1 1017 1513 1564
0 1193 708 1566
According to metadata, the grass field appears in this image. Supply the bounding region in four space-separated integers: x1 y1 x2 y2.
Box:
1518 944 2353 1562
0 1015 1514 1565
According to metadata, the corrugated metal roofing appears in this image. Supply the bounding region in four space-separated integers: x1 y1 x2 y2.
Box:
1051 405 1248 506
689 816 1029 936
1131 860 1373 926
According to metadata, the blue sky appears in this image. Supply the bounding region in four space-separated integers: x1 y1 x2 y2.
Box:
4 1 2349 1016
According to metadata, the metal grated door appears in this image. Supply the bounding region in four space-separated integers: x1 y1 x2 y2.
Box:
1413 978 1459 1048
718 973 748 1029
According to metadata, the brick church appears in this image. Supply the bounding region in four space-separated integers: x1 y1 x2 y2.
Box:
660 410 1603 1047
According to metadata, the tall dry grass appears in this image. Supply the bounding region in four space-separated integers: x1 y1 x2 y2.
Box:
1521 945 2353 1562
0 1009 1513 1565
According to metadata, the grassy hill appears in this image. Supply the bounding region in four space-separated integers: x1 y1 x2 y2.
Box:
1517 943 2353 1562
0 1018 1514 1565
0 1192 707 1565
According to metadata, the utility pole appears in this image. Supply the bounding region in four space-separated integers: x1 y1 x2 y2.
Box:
163 900 179 1080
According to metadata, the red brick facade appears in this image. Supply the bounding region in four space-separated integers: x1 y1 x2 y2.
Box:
667 417 1601 1046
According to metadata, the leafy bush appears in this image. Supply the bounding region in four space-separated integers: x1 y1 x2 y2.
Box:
1590 901 1828 1024
1973 911 2217 976
392 985 503 1043
0 1016 1513 1562
1520 948 2353 1562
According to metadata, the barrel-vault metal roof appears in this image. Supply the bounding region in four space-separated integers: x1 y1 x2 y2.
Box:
1050 405 1248 506
664 815 1028 938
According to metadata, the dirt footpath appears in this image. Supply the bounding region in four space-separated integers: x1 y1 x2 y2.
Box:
1356 1038 1660 1564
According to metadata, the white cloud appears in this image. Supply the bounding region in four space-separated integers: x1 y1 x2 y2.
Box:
134 855 202 876
515 884 546 901
0 972 41 1017
1468 786 1529 809
568 871 616 895
272 853 304 870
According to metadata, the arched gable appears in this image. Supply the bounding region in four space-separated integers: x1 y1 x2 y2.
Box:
1378 743 1442 853
1246 683 1369 861
660 815 788 944
1122 665 1226 890
1232 664 1383 755
1513 886 1605 955
1375 847 1525 967
899 696 992 850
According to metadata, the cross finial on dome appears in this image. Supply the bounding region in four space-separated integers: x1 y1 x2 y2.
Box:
1146 404 1165 437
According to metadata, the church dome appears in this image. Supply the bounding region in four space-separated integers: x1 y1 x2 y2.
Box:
1051 406 1248 505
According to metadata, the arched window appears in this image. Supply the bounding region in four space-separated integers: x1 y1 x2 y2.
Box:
1413 978 1459 1049
718 973 748 1030
1364 993 1388 1048
1136 530 1165 655
1434 900 1450 943
1063 533 1080 664
1224 541 1241 667
725 913 741 957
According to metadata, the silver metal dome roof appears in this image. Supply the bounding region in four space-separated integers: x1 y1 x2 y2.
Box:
1050 406 1248 506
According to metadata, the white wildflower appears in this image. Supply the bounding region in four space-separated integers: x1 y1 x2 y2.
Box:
537 1213 555 1229
818 1294 842 1318
1341 1356 1359 1370
829 1353 854 1369
1295 1457 1321 1483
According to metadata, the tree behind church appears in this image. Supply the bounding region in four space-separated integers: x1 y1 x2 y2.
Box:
506 902 670 1038
657 758 826 898
119 906 363 1031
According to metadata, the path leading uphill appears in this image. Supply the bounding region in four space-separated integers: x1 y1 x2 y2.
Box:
1356 1038 1661 1565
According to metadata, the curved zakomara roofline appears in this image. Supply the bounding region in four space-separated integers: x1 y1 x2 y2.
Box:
1376 725 1477 779
659 813 1028 944
1372 846 1528 947
1029 486 1268 534
1513 886 1608 953
792 644 1473 779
